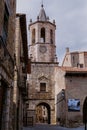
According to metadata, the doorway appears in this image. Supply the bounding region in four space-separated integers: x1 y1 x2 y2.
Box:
83 97 87 123
36 102 51 124
0 81 7 130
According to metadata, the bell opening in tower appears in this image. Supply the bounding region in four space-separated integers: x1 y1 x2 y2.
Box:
40 27 45 43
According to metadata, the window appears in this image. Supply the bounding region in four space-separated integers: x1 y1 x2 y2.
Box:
40 28 45 42
72 56 75 64
50 29 53 44
2 4 9 44
32 29 35 43
40 83 46 92
77 63 83 68
80 64 83 68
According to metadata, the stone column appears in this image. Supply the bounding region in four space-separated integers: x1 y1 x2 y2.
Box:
1 86 11 130
13 67 18 130
51 109 56 124
36 25 39 43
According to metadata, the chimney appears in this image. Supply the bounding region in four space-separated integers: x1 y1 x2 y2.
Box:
66 47 69 54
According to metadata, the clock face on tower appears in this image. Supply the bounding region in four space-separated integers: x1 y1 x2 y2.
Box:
39 45 47 53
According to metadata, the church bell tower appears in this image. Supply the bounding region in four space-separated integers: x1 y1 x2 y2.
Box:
29 4 57 62
28 4 58 125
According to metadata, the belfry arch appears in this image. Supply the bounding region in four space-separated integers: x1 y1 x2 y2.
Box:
36 102 51 124
32 28 35 43
50 29 53 44
40 27 45 42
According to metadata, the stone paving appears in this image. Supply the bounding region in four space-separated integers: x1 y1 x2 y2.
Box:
23 124 84 130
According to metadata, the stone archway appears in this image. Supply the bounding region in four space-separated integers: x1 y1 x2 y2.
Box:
36 102 51 124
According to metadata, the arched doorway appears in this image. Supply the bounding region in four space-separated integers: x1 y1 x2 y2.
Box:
83 97 87 130
36 102 51 124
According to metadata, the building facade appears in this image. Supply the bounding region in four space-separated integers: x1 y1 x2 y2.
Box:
55 67 87 127
58 48 87 127
0 0 16 130
62 48 87 68
13 14 29 130
27 3 87 128
27 4 58 124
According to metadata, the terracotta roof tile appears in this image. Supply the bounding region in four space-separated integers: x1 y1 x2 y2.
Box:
58 66 87 73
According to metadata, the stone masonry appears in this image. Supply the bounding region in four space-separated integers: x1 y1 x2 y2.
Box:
28 62 58 124
27 4 58 125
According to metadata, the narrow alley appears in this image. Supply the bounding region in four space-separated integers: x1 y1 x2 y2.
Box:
0 0 87 130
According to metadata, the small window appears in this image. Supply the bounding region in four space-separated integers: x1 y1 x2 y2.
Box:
50 29 53 44
80 64 83 68
40 83 46 92
73 56 75 62
77 63 83 68
32 29 35 43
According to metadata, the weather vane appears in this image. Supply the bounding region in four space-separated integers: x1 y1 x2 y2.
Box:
41 0 44 7
42 0 43 5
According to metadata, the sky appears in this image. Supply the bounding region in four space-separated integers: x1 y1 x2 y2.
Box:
16 0 87 65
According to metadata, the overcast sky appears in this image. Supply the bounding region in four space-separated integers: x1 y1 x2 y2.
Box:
16 0 87 65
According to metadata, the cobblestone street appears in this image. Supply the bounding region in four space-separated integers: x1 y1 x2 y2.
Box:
23 124 84 130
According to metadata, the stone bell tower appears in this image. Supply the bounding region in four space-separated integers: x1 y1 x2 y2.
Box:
28 4 58 125
29 4 57 62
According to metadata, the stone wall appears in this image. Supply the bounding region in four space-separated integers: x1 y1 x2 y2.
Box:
0 0 16 130
55 67 87 127
29 21 56 63
65 75 87 127
28 63 58 124
0 0 4 35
